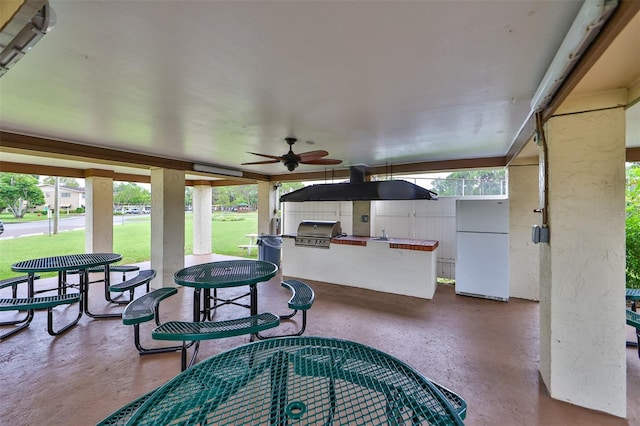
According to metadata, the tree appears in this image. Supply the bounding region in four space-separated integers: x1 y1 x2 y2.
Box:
431 169 506 196
42 176 81 188
234 185 257 208
280 182 304 194
626 164 640 288
185 187 193 209
0 173 46 218
113 182 151 206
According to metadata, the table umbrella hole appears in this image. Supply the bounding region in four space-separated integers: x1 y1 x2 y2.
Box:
285 401 306 419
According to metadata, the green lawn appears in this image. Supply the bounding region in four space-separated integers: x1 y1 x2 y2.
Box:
0 212 258 280
0 211 82 223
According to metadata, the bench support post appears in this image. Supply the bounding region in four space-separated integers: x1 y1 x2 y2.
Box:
133 324 183 355
47 300 83 336
0 311 34 340
255 280 314 340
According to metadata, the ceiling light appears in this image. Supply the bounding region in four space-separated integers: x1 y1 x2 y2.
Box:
193 163 243 177
530 0 617 111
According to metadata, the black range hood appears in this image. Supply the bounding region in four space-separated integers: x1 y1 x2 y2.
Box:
280 166 438 202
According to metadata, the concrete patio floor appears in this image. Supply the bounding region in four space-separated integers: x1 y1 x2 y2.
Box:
1 254 639 425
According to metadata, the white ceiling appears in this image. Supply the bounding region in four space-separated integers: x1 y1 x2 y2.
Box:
0 1 637 177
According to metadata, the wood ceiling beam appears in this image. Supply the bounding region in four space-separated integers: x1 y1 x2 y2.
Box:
0 131 192 170
0 130 272 182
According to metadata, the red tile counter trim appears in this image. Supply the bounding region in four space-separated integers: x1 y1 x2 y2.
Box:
330 237 367 246
331 236 438 251
389 240 439 251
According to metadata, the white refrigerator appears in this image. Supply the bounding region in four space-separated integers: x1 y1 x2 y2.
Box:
456 199 509 301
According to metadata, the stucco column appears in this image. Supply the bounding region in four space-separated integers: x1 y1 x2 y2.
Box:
151 168 185 287
539 96 626 416
84 170 114 253
192 181 212 255
257 181 277 235
508 163 540 301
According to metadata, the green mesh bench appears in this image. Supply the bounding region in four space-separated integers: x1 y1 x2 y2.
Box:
0 293 82 339
627 288 640 311
0 275 40 299
152 312 280 371
122 287 182 355
256 279 315 339
66 265 143 305
68 265 140 282
108 269 156 305
627 309 640 359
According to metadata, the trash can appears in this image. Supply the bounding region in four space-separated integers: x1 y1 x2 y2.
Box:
257 235 282 267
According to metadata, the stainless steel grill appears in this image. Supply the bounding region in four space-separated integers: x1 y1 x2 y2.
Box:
295 220 342 249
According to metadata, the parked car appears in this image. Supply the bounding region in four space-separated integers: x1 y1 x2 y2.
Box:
0 220 3 236
128 207 141 214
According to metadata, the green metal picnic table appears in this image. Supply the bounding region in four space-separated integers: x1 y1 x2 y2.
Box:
174 259 278 322
12 253 123 319
99 336 466 425
627 289 640 349
627 288 640 311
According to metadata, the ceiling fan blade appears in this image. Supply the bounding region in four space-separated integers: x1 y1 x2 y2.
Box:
241 159 281 165
296 150 329 160
300 158 343 165
247 152 283 160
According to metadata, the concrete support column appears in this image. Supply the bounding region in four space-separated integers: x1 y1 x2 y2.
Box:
508 163 540 301
84 170 114 253
151 168 185 288
193 181 212 255
539 96 626 416
257 181 277 235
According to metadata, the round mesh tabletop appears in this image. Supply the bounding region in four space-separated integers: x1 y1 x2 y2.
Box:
174 260 278 289
11 253 122 273
124 336 464 425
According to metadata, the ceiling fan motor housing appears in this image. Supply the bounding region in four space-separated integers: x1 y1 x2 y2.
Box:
285 159 299 171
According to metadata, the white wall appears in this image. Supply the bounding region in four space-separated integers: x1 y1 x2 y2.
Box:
508 164 540 301
283 201 353 235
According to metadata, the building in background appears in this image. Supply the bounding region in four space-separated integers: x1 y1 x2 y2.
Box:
37 184 85 211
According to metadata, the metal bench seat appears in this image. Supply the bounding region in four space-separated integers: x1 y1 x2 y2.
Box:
68 264 140 275
153 313 280 341
0 293 82 339
256 279 315 339
153 313 280 370
122 287 182 355
108 269 156 304
109 269 155 292
0 275 40 299
66 265 141 287
627 308 640 359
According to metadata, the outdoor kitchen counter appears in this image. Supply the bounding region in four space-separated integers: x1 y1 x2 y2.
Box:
330 236 439 251
282 235 439 299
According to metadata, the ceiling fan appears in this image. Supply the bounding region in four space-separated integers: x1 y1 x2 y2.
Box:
241 137 342 171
